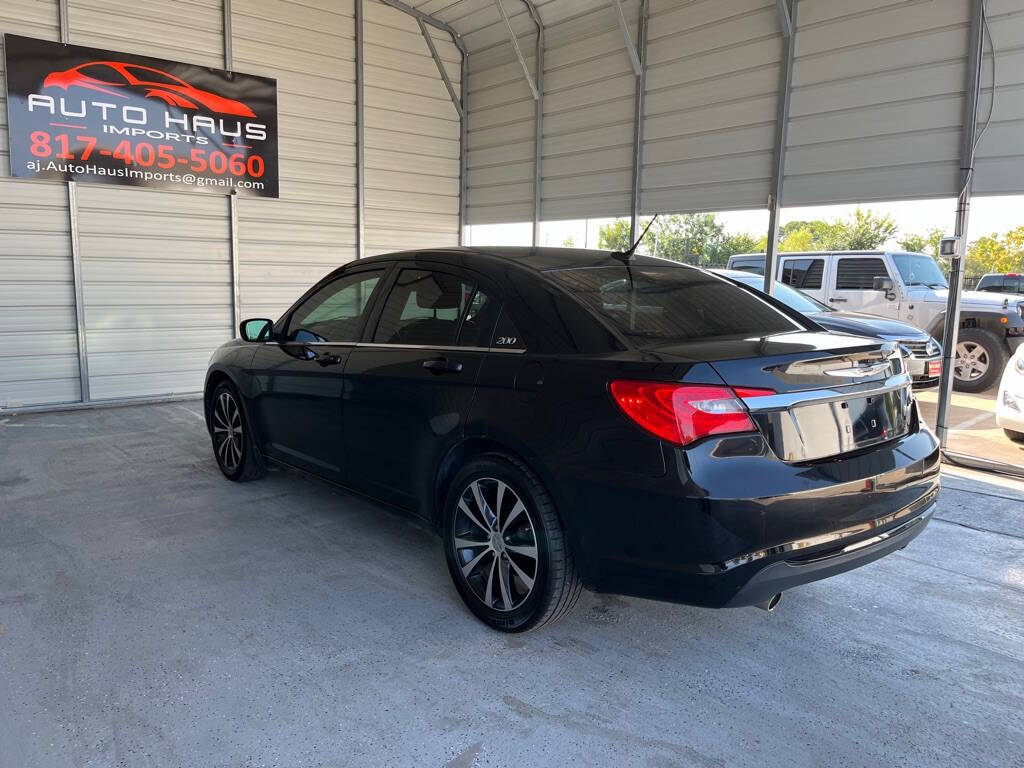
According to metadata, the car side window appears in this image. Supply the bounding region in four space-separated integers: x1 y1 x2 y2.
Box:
781 258 824 289
458 289 502 348
373 268 475 346
835 258 889 290
977 276 1002 292
287 269 384 343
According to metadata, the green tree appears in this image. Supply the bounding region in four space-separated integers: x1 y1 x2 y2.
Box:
780 227 814 252
597 218 633 251
821 208 897 250
965 226 1024 275
897 227 944 256
708 232 761 264
773 208 898 252
648 213 727 265
562 235 577 248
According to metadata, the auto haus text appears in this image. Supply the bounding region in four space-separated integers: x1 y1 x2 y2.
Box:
26 94 268 145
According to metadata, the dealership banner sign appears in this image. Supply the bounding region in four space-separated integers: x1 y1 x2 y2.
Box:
2 34 279 197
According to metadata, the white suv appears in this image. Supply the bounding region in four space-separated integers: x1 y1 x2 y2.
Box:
727 250 1024 392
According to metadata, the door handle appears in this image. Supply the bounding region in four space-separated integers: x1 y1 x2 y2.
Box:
829 297 848 303
314 352 343 367
422 357 463 374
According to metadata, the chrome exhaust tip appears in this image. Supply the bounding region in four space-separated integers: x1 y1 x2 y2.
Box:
756 592 783 612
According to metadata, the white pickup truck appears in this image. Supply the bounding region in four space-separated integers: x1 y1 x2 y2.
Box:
726 250 1024 392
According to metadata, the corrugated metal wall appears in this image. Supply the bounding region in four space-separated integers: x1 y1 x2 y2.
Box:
0 0 461 408
0 2 80 408
65 0 235 400
973 0 1024 195
5 0 1024 407
363 1 461 254
232 0 359 321
464 3 538 225
541 0 638 220
784 0 970 205
642 0 780 214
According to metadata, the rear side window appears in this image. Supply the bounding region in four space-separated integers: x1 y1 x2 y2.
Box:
373 268 474 346
976 275 1002 291
546 266 803 346
781 258 823 289
835 258 889 290
457 289 502 347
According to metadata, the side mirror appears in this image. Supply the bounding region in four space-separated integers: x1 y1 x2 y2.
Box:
240 318 273 342
872 276 894 292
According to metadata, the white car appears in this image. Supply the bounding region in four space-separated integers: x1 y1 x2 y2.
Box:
996 345 1024 442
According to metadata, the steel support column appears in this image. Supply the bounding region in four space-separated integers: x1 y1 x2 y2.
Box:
58 0 90 401
223 0 241 333
356 0 366 259
628 0 649 244
517 1 544 247
763 0 796 297
935 0 986 447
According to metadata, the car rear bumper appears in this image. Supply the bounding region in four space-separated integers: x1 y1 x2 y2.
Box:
554 416 941 609
722 494 935 607
907 353 941 389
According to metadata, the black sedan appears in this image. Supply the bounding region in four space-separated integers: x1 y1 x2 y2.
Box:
204 248 940 632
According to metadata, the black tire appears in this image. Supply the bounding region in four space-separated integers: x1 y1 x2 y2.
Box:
442 454 582 632
953 328 1008 393
1005 428 1024 443
208 382 265 482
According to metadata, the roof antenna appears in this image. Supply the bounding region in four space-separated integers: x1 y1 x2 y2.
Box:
612 214 658 263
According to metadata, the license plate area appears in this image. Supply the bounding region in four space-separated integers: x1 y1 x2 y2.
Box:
751 387 912 463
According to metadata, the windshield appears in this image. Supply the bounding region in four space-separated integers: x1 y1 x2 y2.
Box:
547 266 804 346
891 253 948 288
730 275 830 313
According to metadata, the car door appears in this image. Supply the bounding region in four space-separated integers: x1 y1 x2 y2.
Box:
779 256 826 302
248 265 390 483
827 255 899 318
342 263 501 517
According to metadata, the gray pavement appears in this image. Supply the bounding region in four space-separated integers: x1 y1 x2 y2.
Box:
1 401 1022 768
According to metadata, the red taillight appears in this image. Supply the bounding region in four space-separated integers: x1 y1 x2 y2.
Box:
610 380 772 446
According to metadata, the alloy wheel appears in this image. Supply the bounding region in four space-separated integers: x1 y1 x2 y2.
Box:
452 478 538 612
954 341 989 381
212 390 244 473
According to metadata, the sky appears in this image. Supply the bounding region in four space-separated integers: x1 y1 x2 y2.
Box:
466 195 1024 250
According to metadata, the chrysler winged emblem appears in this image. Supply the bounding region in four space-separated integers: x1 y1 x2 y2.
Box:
824 361 890 379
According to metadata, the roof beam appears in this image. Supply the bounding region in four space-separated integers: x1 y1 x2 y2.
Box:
494 0 540 100
612 0 642 76
776 0 792 37
628 0 649 243
418 18 464 119
376 0 466 53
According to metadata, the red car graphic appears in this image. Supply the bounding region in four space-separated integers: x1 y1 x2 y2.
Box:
43 61 257 118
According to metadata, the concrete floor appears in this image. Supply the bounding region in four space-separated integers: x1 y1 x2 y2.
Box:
917 386 1024 468
1 402 1022 768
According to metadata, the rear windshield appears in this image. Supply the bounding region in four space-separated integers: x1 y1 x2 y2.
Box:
547 266 804 345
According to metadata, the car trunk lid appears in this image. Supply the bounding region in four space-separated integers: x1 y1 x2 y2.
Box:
649 331 915 462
